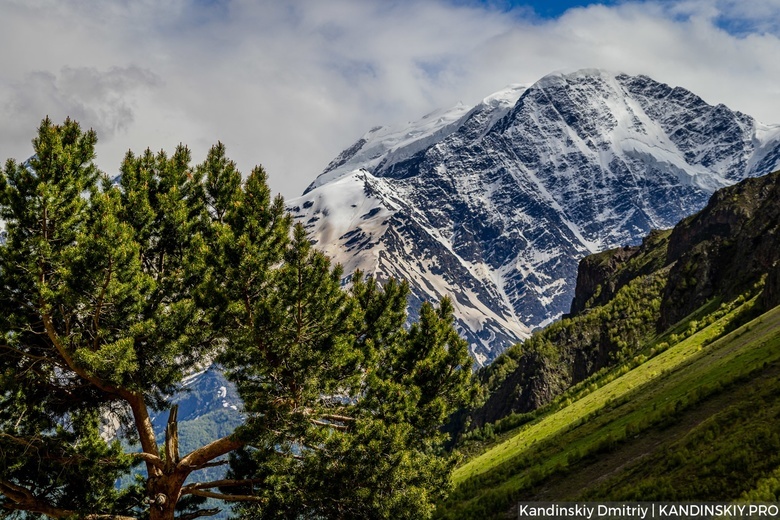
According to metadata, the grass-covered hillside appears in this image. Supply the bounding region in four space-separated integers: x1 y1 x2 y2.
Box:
438 170 780 518
440 296 780 518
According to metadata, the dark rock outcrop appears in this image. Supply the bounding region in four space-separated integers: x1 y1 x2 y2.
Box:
570 246 639 315
662 171 780 326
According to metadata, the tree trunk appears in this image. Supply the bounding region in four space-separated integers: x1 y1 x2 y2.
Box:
148 473 188 520
145 405 246 519
147 405 186 520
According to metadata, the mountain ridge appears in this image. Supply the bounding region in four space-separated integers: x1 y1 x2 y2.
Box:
290 69 780 363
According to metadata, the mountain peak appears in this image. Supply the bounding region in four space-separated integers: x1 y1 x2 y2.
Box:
537 67 620 82
292 70 780 362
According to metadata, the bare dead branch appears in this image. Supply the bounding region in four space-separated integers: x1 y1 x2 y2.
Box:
83 515 139 520
176 508 221 520
183 489 266 503
181 478 264 492
319 413 356 423
310 419 348 431
164 405 180 472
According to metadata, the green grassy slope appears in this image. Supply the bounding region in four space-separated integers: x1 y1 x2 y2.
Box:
437 298 780 518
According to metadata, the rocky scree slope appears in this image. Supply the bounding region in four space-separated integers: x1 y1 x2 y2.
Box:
289 69 780 363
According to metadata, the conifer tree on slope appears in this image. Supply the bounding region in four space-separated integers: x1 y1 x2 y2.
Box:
0 118 474 520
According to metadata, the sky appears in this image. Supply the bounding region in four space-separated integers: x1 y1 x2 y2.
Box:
1 0 780 198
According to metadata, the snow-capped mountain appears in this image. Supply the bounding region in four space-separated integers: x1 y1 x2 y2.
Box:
289 69 780 364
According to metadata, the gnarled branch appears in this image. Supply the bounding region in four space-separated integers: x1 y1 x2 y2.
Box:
40 311 162 478
0 479 138 519
178 434 244 471
0 479 72 519
131 451 164 469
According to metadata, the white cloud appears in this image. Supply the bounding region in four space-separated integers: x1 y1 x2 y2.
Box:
1 0 779 198
670 0 780 34
5 66 161 139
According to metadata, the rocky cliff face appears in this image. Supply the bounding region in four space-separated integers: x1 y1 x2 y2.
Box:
569 245 639 315
291 69 780 362
661 171 780 326
763 265 780 311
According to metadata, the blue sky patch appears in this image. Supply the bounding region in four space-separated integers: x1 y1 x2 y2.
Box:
463 0 621 18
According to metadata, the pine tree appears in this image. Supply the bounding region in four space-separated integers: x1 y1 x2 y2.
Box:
0 118 475 519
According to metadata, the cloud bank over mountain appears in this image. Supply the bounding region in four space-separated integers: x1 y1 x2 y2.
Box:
1 0 780 197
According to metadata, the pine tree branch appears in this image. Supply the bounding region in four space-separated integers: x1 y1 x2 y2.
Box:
125 394 163 478
190 459 229 470
301 407 356 423
2 432 139 468
131 451 165 469
82 516 138 520
0 342 53 363
40 312 121 396
0 479 34 505
0 431 44 448
181 489 265 503
40 311 161 477
178 434 245 471
83 514 138 520
93 255 113 350
0 479 126 519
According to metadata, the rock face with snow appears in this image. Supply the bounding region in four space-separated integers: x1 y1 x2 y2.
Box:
289 69 780 364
